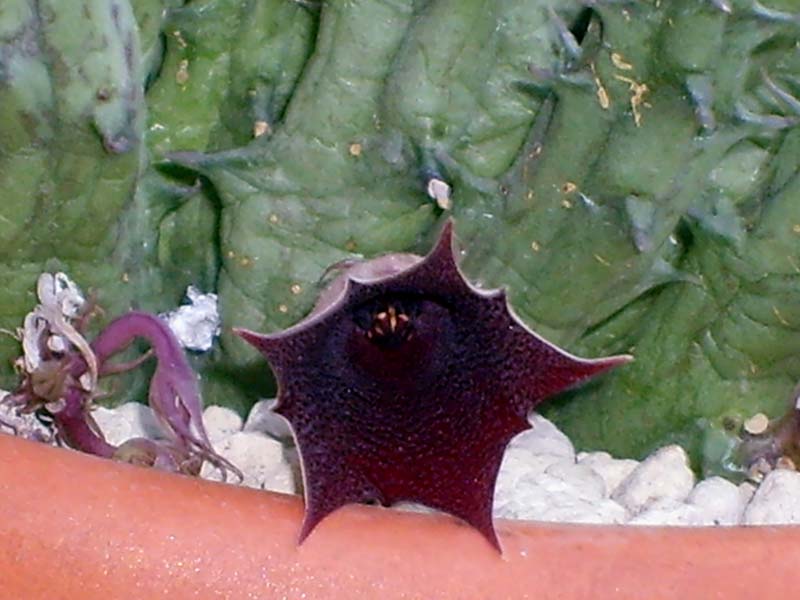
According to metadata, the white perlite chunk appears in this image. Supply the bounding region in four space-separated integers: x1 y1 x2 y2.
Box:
495 464 627 524
494 415 628 523
686 476 743 525
738 482 757 506
611 445 695 513
494 448 568 511
743 469 800 525
92 402 165 446
544 461 608 500
201 431 296 494
577 451 639 497
515 414 575 459
243 398 294 441
160 286 220 351
494 414 576 515
202 405 243 442
627 499 708 526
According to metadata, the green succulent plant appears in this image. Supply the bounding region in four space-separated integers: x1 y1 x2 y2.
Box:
1 0 799 473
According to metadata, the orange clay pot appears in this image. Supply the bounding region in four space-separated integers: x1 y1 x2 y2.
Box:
0 432 798 600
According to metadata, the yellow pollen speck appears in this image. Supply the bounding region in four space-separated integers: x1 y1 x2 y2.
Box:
226 250 235 259
562 182 578 194
561 198 573 209
121 272 129 283
345 240 357 252
773 306 790 326
278 304 289 314
789 255 800 273
239 256 253 268
348 143 362 157
268 213 279 224
594 254 611 266
614 74 649 127
526 190 534 201
611 53 633 71
590 63 610 110
793 224 800 233
597 87 610 109
531 240 541 252
172 30 187 49
176 59 189 85
290 284 302 295
253 120 270 138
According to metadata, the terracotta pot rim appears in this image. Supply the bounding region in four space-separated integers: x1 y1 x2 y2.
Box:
1 432 799 599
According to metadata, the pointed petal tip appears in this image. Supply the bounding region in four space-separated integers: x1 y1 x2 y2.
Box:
457 509 503 554
482 526 502 554
296 521 313 545
233 327 276 354
297 505 331 545
579 352 633 379
434 217 456 251
232 326 260 344
605 353 634 368
422 218 461 275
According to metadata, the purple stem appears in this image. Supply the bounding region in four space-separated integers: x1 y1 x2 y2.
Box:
52 310 232 475
91 311 185 368
88 311 213 451
55 388 115 458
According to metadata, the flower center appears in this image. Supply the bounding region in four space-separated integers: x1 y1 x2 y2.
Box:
366 304 413 346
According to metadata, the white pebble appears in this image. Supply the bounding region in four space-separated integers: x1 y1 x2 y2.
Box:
743 469 800 524
495 467 627 524
510 414 575 460
611 445 695 513
202 405 243 442
92 402 164 446
544 461 608 501
495 446 571 510
535 496 628 524
201 431 296 494
393 502 437 514
498 447 569 484
243 398 294 441
738 481 757 506
627 499 708 526
495 458 621 522
687 476 742 525
577 451 639 496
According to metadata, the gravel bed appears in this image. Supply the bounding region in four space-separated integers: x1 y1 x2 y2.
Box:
86 401 800 526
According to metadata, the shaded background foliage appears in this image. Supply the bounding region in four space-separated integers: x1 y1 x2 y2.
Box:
1 0 799 472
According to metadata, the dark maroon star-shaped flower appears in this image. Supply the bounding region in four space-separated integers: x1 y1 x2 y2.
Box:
236 220 630 551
